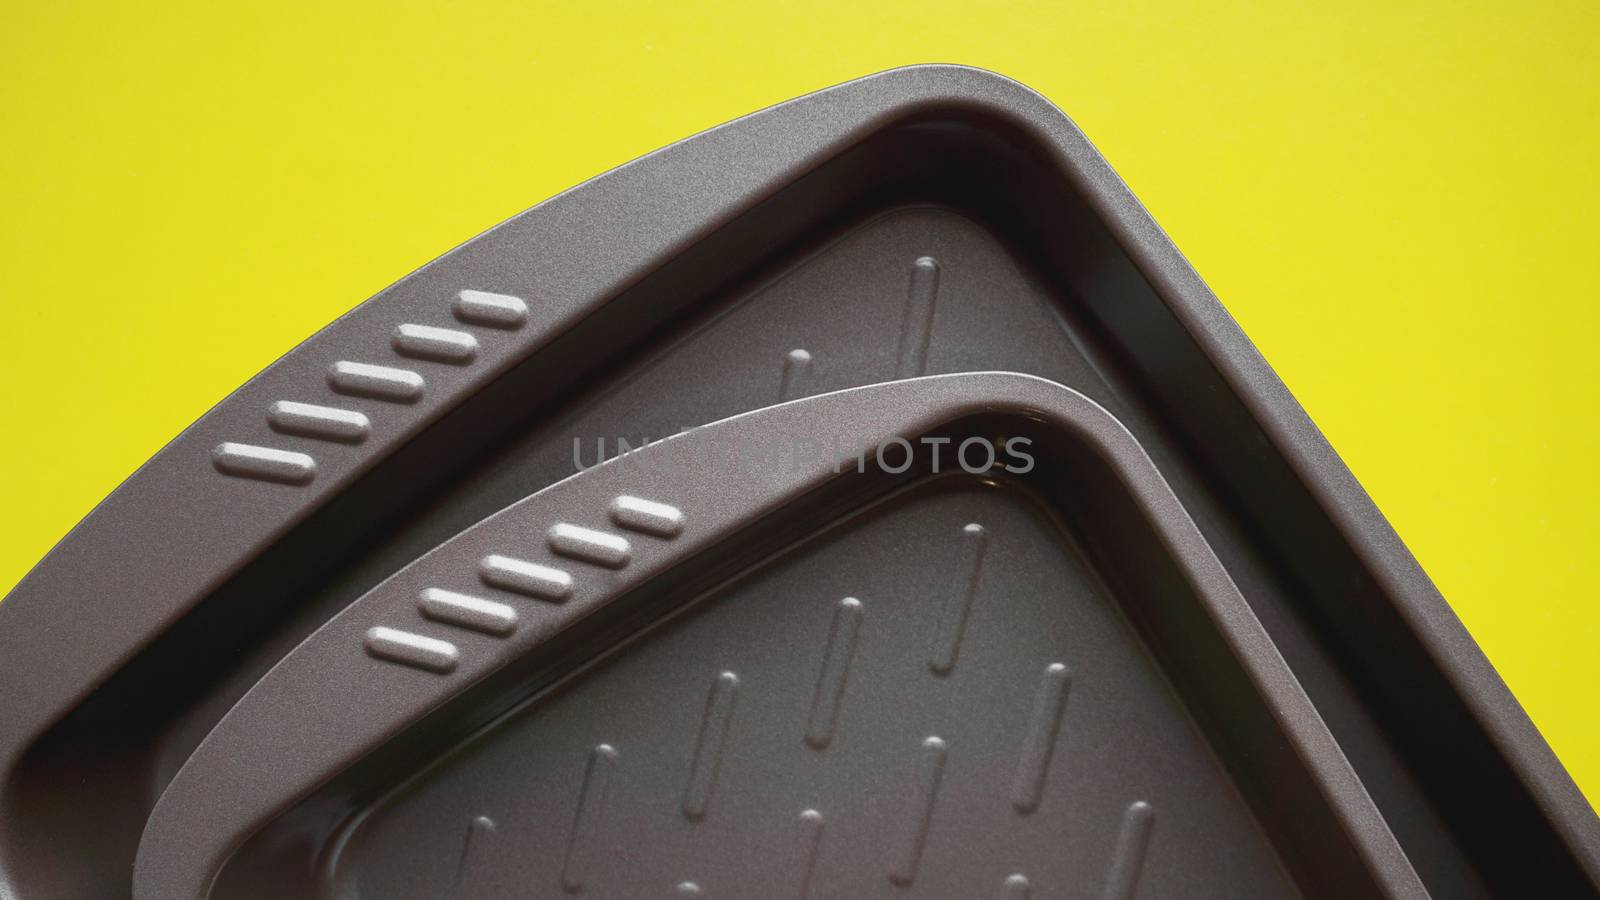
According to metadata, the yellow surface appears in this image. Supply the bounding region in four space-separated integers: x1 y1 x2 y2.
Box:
2 2 1595 803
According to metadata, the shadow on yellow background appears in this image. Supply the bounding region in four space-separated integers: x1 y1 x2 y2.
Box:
1 2 1595 803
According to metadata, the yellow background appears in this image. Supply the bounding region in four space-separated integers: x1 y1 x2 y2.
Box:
2 2 1595 804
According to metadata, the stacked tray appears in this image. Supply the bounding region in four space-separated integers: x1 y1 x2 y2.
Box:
1 65 1594 899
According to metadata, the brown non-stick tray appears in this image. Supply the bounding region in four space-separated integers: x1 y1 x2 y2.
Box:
0 65 1594 899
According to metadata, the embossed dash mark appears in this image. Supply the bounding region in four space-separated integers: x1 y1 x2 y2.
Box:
805 597 863 749
454 815 496 892
548 523 632 568
795 810 824 899
561 744 619 893
363 626 458 674
675 882 702 895
895 256 940 378
889 736 947 886
392 323 478 364
930 523 987 675
212 442 315 485
480 554 573 602
778 348 812 402
609 496 685 538
1102 801 1154 900
683 672 740 821
454 289 528 329
328 360 425 403
1001 874 1032 899
419 588 517 636
268 400 370 444
1011 663 1072 813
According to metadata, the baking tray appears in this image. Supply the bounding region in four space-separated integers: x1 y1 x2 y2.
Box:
1 65 1595 899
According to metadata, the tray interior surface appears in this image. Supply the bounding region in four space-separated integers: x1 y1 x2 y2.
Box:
319 479 1301 900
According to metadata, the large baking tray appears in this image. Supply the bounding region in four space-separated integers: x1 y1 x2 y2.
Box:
0 65 1594 899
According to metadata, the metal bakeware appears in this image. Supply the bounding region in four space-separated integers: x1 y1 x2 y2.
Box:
0 65 1594 899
